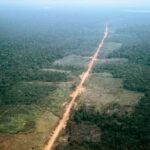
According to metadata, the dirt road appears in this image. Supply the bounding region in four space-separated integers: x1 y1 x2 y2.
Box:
43 24 108 150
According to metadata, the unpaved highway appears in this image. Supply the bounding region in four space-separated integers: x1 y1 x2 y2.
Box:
43 24 108 150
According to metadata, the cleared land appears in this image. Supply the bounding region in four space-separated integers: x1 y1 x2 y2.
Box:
54 54 90 68
79 72 143 113
98 42 122 58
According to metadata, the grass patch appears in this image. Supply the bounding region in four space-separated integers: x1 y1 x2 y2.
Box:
41 86 71 116
0 105 38 133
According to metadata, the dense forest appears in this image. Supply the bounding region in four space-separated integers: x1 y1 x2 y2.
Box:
0 4 150 150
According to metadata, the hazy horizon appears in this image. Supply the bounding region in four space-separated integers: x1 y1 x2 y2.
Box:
1 0 150 9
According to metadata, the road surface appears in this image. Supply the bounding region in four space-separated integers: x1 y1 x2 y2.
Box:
43 24 108 150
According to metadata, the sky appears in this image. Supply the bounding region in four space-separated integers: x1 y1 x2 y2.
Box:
0 0 150 8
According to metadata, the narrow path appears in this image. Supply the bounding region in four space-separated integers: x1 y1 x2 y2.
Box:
43 24 108 150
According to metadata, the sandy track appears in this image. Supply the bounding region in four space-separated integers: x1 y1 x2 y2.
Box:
43 24 108 150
